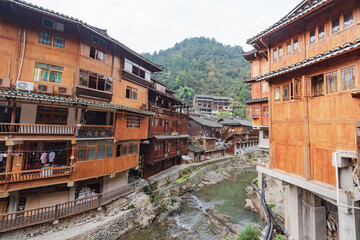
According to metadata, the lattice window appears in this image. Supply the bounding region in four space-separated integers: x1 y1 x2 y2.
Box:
283 84 290 101
341 66 355 90
326 71 337 93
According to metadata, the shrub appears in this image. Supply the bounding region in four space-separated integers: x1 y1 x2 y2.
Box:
237 225 261 240
273 234 287 240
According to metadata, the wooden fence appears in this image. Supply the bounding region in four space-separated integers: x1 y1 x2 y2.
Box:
0 182 136 232
0 123 75 134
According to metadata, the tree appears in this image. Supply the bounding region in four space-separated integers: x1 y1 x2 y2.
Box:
194 105 201 112
177 86 195 103
214 111 233 120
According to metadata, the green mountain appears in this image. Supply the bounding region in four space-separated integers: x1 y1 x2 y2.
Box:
142 37 251 116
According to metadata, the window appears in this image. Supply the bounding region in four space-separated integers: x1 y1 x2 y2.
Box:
282 84 290 101
263 106 269 117
124 59 151 81
91 35 106 48
341 66 355 90
42 18 64 32
127 116 140 128
90 46 105 61
311 74 324 97
36 106 68 125
318 25 325 40
263 129 269 139
273 48 277 61
78 140 113 161
126 86 138 100
286 41 291 55
274 87 281 100
310 28 316 45
332 17 340 34
262 81 268 93
39 32 52 46
344 10 353 29
39 32 65 48
326 71 337 93
293 37 298 52
278 46 283 58
34 62 63 83
79 69 113 92
293 79 301 99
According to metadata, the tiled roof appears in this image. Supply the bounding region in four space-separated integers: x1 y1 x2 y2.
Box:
245 39 360 82
0 90 155 116
7 0 163 72
188 145 205 153
218 118 253 127
154 134 190 140
190 116 223 128
247 0 334 44
245 97 268 104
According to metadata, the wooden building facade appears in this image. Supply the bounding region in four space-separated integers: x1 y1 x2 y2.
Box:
0 0 162 229
244 0 360 239
140 79 189 179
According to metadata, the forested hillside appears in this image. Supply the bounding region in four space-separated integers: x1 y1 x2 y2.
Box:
142 37 251 117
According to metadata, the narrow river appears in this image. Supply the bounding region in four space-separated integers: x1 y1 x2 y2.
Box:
122 169 262 240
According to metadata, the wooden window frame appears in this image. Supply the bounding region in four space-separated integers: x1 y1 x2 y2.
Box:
326 71 338 93
310 28 316 45
278 45 283 59
318 24 325 40
293 79 301 99
332 16 340 34
42 18 64 32
274 87 281 101
282 84 290 101
341 66 355 91
126 86 138 100
344 10 354 29
77 140 113 161
126 115 140 128
34 62 63 83
286 41 292 55
79 69 113 92
293 37 299 52
116 141 139 157
273 48 277 61
91 35 107 48
36 106 68 125
90 46 105 61
311 74 324 97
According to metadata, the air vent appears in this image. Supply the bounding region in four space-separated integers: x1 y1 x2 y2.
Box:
0 78 10 88
58 87 72 96
16 81 34 92
38 84 54 94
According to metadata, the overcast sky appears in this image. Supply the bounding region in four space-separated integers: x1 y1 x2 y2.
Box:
28 0 301 53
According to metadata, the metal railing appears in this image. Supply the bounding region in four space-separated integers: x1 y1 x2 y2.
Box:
0 123 75 134
0 182 136 232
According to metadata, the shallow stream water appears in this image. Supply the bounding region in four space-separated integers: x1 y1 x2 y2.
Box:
122 169 262 240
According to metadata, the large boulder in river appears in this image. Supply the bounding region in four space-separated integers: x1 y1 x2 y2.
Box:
205 209 234 224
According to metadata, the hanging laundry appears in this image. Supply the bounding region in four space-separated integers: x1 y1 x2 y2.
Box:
40 152 48 164
49 152 56 163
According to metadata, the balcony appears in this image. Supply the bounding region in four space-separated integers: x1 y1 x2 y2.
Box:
0 166 73 184
0 123 75 135
148 105 187 118
77 125 113 138
75 86 112 102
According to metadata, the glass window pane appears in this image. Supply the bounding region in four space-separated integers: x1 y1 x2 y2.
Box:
55 22 64 32
122 144 128 155
273 49 277 61
80 70 89 87
96 146 105 159
310 29 316 44
332 17 340 33
49 71 62 83
128 143 133 154
99 39 106 47
344 11 353 28
133 144 138 154
106 146 113 158
53 36 65 48
39 32 52 46
286 42 291 55
34 68 41 81
87 148 95 160
40 69 49 82
293 38 298 51
125 59 133 72
77 148 86 161
318 25 325 40
278 46 283 58
43 18 54 28
91 36 99 44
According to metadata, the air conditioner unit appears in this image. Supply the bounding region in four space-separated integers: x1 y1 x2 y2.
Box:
38 84 54 94
0 78 10 88
16 81 34 92
58 86 72 96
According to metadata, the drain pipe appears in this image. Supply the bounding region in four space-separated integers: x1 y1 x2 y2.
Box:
334 152 360 210
7 61 12 79
16 29 26 85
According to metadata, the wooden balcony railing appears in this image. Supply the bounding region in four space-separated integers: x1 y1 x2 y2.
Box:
0 166 73 184
0 123 75 135
148 105 188 117
0 183 135 232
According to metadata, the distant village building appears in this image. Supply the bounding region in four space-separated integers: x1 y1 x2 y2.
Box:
243 0 360 239
140 79 189 179
187 115 225 162
193 95 233 115
218 118 258 154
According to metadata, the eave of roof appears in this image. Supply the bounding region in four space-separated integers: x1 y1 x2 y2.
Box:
245 97 268 104
0 90 155 116
7 0 163 72
247 0 334 44
189 116 223 128
154 135 190 140
246 39 360 82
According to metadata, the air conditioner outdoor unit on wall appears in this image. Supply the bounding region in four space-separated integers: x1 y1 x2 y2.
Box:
38 84 54 94
16 81 34 92
0 78 10 88
58 86 72 96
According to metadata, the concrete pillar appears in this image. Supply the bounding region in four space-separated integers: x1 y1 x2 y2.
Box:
302 202 326 240
8 191 19 213
338 201 360 240
69 184 76 201
257 171 263 191
285 184 304 240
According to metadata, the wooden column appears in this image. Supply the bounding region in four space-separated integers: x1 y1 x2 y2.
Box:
303 75 311 180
